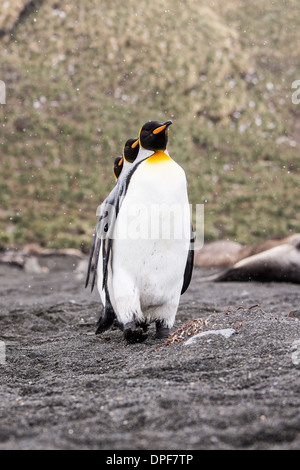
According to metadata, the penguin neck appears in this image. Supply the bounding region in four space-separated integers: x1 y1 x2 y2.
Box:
146 149 171 163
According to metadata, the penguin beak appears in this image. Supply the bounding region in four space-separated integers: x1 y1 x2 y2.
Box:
131 139 139 149
153 120 173 135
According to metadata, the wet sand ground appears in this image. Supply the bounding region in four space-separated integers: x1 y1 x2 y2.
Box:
0 258 299 450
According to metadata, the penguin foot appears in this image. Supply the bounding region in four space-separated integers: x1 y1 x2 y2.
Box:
123 321 148 344
95 308 115 335
137 321 149 333
155 321 170 339
95 316 114 334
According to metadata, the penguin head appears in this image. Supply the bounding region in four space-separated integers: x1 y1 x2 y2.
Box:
123 137 139 163
113 138 139 179
139 120 173 151
113 156 124 179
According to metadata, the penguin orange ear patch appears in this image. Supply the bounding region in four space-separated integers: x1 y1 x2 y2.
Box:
131 139 139 148
118 157 123 166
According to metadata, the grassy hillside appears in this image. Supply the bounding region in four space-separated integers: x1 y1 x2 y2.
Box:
0 0 299 250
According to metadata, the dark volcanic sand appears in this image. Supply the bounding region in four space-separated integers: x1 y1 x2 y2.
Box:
0 258 299 450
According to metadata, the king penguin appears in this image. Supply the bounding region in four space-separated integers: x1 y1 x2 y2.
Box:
113 137 139 180
85 137 140 334
96 120 194 343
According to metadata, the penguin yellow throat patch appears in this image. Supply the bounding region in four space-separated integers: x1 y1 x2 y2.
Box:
146 150 171 164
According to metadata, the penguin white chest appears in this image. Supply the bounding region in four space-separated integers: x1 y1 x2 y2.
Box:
109 153 190 326
128 153 188 206
115 154 189 243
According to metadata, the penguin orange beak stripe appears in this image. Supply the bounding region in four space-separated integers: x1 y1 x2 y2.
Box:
153 120 173 134
131 139 139 148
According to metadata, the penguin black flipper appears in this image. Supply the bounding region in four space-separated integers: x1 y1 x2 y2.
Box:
85 185 117 291
181 224 194 295
91 230 102 292
85 224 97 289
85 210 106 292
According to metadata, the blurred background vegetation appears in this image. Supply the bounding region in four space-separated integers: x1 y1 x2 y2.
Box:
0 0 299 251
